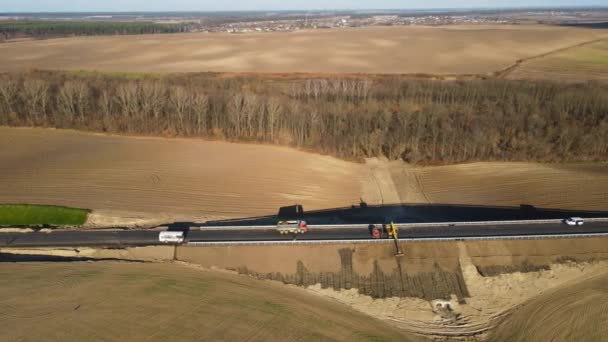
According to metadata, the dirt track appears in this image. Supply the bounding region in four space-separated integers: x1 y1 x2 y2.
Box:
0 25 605 75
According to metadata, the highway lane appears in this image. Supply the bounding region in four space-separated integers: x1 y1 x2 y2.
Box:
0 221 607 248
189 221 608 241
0 231 160 247
397 221 608 238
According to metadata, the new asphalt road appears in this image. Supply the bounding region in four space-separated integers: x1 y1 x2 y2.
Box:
1 221 607 248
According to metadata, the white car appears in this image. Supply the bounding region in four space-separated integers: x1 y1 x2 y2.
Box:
564 217 584 226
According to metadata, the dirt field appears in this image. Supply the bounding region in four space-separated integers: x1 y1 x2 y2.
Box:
508 39 608 82
0 261 415 341
391 161 608 211
0 25 605 75
0 127 364 222
490 270 608 341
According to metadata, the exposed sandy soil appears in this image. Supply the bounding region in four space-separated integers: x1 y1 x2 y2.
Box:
0 25 605 75
0 261 415 342
490 270 608 341
307 258 608 339
177 241 463 276
391 161 608 211
175 238 608 339
0 127 364 222
508 39 608 82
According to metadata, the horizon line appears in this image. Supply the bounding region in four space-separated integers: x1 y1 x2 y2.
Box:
1 5 607 15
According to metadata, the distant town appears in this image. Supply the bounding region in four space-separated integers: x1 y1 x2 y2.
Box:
1 8 607 35
204 15 510 34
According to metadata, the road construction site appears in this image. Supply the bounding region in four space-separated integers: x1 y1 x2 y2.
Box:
2 235 607 340
1 127 607 340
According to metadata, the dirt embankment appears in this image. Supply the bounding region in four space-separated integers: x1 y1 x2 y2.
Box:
177 243 468 300
175 237 608 339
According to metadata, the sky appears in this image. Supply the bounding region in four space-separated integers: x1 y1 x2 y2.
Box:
0 0 605 12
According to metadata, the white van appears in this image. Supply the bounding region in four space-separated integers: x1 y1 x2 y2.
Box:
159 231 185 243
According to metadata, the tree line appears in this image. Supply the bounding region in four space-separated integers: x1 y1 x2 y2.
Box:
1 71 607 164
0 21 190 40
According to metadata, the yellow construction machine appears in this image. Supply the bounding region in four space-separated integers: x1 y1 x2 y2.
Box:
385 222 404 257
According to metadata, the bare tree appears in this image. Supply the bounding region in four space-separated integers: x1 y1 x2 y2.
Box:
116 82 138 131
139 81 166 127
98 89 114 131
22 79 49 125
227 93 244 138
169 86 191 134
242 93 260 138
192 93 209 135
58 81 89 125
266 97 281 141
0 77 18 124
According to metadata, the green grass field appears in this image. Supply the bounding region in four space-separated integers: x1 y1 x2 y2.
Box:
0 204 89 226
562 40 608 65
509 39 608 81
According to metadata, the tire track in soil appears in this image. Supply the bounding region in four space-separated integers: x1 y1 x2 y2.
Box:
495 38 607 79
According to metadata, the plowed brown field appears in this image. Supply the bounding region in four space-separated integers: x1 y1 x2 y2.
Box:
0 127 364 220
402 162 608 211
0 261 416 342
491 270 608 341
0 25 605 75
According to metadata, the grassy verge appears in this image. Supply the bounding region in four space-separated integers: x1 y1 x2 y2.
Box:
0 204 89 226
